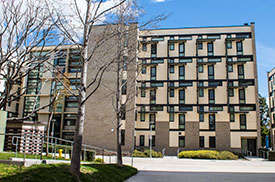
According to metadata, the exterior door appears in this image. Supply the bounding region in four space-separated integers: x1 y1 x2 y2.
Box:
247 139 256 156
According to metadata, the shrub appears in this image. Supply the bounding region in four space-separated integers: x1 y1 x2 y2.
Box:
93 158 104 163
178 150 238 160
132 149 163 158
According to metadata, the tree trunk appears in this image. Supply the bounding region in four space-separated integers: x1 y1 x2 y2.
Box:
116 114 122 165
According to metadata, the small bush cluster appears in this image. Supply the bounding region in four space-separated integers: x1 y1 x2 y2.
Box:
132 149 163 158
93 158 104 163
178 150 238 160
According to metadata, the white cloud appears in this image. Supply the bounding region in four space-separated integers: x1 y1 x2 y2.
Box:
152 0 166 3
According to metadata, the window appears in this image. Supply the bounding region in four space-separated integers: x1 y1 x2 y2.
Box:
169 37 175 50
199 88 204 97
151 44 157 57
179 90 185 104
149 135 155 147
141 60 146 74
208 65 214 80
121 105 126 120
169 106 174 122
179 136 185 147
209 136 216 148
209 89 215 104
150 90 156 104
140 106 145 121
151 82 164 87
198 42 203 50
142 43 147 51
123 56 127 71
240 114 247 130
199 113 204 122
207 42 213 56
228 65 233 72
227 41 232 49
209 114 215 131
141 88 146 97
237 41 243 55
170 65 175 73
122 80 127 95
179 43 185 57
151 66 156 80
239 88 245 104
229 88 234 97
149 114 155 130
199 136 204 148
121 130 125 145
179 66 185 80
170 89 174 97
65 96 78 108
238 65 244 79
179 114 185 130
198 65 203 73
230 113 235 122
140 135 145 146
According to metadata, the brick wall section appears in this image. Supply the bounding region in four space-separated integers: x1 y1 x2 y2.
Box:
155 121 169 152
216 122 231 151
185 121 199 149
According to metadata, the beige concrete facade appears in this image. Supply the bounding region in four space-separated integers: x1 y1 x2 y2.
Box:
268 67 275 149
136 23 260 155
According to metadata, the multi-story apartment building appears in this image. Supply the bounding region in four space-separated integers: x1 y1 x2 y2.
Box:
268 67 275 149
136 23 260 155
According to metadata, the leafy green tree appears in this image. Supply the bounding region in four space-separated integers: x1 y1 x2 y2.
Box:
259 94 270 147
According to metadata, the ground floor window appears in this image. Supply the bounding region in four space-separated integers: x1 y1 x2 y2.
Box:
179 136 185 147
209 136 216 148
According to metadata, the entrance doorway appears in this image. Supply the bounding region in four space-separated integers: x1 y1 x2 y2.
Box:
241 138 257 156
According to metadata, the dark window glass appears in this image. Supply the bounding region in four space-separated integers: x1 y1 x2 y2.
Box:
121 130 125 145
209 114 215 131
179 90 185 104
150 90 156 104
199 113 204 122
229 88 234 97
199 136 204 148
179 43 185 56
142 43 147 51
230 113 235 122
121 105 126 120
151 66 156 80
207 42 213 56
199 88 204 97
237 41 243 55
141 88 146 97
179 136 185 147
239 88 245 104
209 136 216 148
179 66 185 80
123 56 127 71
227 41 232 49
170 88 174 97
170 65 175 73
151 44 157 57
209 89 215 104
198 42 203 50
198 65 203 73
208 65 214 80
122 80 127 95
240 114 247 130
179 114 185 130
228 65 233 72
140 135 144 146
150 114 155 130
169 106 174 122
238 65 244 79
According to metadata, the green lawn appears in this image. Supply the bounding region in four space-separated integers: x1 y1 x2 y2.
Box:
0 152 59 160
0 163 137 182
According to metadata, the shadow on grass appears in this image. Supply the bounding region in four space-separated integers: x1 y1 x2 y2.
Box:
0 163 137 182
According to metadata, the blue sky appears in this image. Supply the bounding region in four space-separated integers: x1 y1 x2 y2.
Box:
138 0 275 98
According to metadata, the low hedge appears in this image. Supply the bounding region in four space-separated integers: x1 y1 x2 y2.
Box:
178 150 238 160
132 149 163 158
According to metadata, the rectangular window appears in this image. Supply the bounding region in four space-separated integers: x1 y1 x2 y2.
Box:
122 80 127 95
198 65 203 73
121 105 126 120
151 44 157 58
239 88 245 104
179 90 185 104
209 114 215 131
169 106 174 122
209 89 215 104
199 113 204 122
228 65 233 72
179 114 185 130
140 106 145 122
207 42 214 56
151 66 156 80
199 136 204 148
169 41 175 50
121 130 125 146
141 88 146 97
240 114 247 130
170 65 175 73
229 88 234 97
170 88 174 97
179 66 185 80
150 90 156 104
123 56 127 71
199 88 204 97
238 65 244 79
149 114 156 130
140 135 145 146
179 43 185 57
209 136 216 148
142 43 147 51
152 136 155 147
179 136 185 147
198 42 203 50
208 65 214 80
237 41 243 55
230 113 235 122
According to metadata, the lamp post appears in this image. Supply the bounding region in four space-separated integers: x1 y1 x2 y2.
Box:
149 121 154 158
